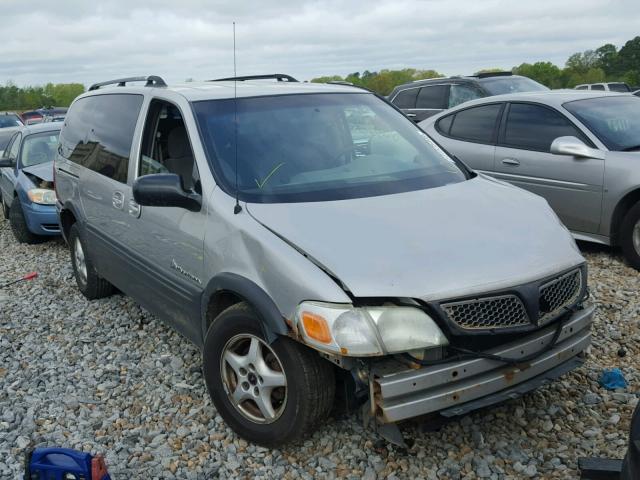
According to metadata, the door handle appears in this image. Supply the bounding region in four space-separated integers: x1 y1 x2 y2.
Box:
501 158 520 166
406 113 417 118
112 191 124 210
128 199 141 218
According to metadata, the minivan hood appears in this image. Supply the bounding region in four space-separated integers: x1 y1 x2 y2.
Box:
22 161 53 182
247 176 585 301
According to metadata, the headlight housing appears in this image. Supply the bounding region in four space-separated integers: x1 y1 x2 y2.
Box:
27 188 56 205
295 301 448 356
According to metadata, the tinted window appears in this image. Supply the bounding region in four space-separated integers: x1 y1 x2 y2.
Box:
392 88 418 109
59 94 143 183
503 103 583 152
575 85 588 90
416 85 448 109
436 115 454 135
449 84 483 108
193 93 466 203
607 83 630 92
448 104 502 143
591 84 605 91
564 96 640 151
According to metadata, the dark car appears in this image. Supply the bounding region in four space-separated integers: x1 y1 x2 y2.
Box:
0 112 24 129
388 72 548 122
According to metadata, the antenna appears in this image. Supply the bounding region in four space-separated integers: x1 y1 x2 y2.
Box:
233 22 242 214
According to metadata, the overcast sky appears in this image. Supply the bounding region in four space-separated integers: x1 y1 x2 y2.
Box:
1 0 638 87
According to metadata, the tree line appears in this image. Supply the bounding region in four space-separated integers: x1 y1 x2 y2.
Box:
0 82 85 111
311 35 640 96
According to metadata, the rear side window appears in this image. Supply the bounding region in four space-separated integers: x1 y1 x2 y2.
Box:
391 88 418 109
59 94 143 183
448 104 502 143
416 85 448 109
591 84 605 91
435 115 454 135
575 85 588 90
503 103 584 152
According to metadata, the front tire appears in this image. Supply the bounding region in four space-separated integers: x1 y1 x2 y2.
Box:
620 202 640 270
9 199 40 244
203 303 335 447
69 223 114 299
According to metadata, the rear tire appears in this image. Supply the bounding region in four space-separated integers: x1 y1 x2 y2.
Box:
203 303 335 447
9 199 40 244
620 202 640 270
69 223 114 299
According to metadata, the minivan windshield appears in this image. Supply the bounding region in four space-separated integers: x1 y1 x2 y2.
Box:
20 131 60 167
193 93 466 203
564 96 640 151
479 76 549 95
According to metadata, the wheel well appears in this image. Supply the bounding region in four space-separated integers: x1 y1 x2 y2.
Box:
611 189 640 245
206 290 244 330
59 209 77 241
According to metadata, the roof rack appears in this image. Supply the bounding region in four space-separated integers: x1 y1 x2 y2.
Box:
210 74 299 83
474 71 513 79
89 75 167 91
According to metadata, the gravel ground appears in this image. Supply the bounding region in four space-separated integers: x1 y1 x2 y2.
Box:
0 215 638 480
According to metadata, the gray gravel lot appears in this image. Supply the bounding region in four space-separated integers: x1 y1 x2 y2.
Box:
0 215 638 479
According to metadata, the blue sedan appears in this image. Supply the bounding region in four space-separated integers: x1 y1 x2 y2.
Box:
0 123 62 243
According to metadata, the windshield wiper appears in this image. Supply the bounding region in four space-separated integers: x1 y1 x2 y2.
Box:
621 145 640 152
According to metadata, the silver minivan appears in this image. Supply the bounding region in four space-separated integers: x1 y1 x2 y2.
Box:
55 75 594 446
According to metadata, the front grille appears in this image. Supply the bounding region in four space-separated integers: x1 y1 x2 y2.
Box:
440 268 583 331
441 295 529 330
539 269 582 325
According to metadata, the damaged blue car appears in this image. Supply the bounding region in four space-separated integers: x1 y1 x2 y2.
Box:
0 123 62 243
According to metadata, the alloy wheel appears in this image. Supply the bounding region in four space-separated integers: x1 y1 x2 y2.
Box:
633 219 640 256
221 334 287 424
74 237 88 287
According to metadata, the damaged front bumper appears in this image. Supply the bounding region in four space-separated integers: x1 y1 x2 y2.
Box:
369 304 594 424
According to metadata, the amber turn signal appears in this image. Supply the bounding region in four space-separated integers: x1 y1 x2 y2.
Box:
301 311 332 344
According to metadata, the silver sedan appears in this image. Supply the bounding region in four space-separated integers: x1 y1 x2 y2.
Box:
420 90 640 269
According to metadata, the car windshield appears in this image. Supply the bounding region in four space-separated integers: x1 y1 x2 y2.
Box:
479 77 549 95
564 96 640 151
193 93 466 203
0 115 23 128
607 83 630 93
20 131 60 167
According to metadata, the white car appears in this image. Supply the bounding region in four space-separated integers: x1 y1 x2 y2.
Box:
575 82 631 93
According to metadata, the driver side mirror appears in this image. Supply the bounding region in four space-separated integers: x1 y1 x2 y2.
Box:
550 136 605 160
133 173 202 212
0 157 16 168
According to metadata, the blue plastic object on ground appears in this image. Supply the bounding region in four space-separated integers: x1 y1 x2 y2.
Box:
25 447 111 480
599 368 628 390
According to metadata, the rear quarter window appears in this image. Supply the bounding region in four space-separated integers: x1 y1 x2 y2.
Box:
447 104 502 143
59 93 143 183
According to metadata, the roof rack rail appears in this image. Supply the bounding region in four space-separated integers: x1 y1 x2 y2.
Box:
89 75 167 91
474 71 513 79
210 74 299 83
